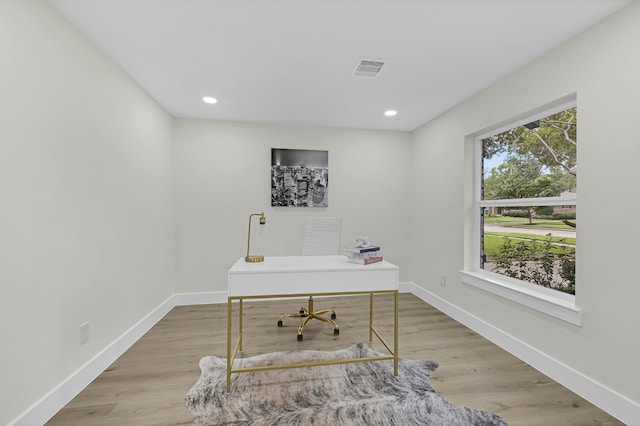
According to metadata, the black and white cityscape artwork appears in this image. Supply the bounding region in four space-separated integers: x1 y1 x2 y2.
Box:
271 148 328 207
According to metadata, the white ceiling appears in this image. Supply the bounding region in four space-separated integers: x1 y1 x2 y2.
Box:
47 0 632 132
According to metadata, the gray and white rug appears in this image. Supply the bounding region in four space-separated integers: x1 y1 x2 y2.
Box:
185 342 508 425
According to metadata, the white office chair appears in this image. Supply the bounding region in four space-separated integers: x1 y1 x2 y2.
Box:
277 217 341 341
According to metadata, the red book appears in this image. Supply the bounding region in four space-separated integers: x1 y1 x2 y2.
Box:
347 256 383 265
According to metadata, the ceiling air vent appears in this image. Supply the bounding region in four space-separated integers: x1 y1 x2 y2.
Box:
353 59 386 77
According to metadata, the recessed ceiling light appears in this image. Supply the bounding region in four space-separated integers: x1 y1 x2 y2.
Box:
202 96 217 104
384 110 397 117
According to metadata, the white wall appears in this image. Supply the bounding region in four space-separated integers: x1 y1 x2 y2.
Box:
410 0 640 411
0 2 175 424
173 119 412 293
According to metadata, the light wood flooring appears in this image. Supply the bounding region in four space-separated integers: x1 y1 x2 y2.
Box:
48 293 623 425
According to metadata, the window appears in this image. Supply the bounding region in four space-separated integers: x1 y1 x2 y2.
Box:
461 100 581 325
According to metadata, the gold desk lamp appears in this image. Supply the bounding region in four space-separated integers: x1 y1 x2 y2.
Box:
245 212 266 262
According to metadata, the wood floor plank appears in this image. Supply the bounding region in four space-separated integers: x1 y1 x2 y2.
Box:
47 294 623 425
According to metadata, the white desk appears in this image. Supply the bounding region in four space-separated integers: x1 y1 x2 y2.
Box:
226 255 399 392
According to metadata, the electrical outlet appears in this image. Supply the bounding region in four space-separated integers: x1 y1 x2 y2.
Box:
79 321 90 345
440 273 446 287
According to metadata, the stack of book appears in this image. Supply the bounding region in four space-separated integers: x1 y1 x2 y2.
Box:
344 245 383 265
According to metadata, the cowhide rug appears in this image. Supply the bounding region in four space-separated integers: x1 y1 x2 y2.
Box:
185 342 508 425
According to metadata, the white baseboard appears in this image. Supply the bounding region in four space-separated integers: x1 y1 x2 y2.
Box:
402 282 640 426
172 291 228 306
12 286 640 426
10 295 176 426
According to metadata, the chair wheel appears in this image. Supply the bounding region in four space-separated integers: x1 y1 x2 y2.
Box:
331 313 336 320
334 329 340 335
297 334 303 341
277 320 283 327
299 309 305 315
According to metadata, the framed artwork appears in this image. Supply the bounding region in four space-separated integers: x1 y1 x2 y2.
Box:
271 148 328 207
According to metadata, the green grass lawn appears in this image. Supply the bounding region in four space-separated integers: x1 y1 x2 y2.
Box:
485 231 575 245
484 233 575 257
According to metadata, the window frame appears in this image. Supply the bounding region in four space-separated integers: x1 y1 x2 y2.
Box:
460 99 582 326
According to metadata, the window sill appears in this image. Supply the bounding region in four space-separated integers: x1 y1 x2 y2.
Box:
459 270 582 326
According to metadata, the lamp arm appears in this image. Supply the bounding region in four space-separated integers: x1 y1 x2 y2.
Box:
245 212 266 262
246 214 257 258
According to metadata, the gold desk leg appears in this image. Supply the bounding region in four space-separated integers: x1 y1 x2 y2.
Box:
394 290 399 376
369 292 374 342
239 298 243 352
226 298 232 393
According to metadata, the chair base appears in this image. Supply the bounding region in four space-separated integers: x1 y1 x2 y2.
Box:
277 296 339 341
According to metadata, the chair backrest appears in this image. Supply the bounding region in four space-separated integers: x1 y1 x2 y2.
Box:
301 217 341 256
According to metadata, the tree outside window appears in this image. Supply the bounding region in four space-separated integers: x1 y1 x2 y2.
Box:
480 106 576 295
